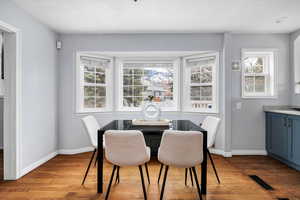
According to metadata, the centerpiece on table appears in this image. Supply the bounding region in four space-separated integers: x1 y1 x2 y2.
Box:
132 95 170 126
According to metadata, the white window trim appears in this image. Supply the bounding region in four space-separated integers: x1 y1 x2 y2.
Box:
182 52 219 113
75 52 113 113
241 48 278 99
116 57 180 112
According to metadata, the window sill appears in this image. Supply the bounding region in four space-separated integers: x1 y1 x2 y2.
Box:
241 96 278 100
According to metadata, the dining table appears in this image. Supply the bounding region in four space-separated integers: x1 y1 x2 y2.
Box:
97 120 208 195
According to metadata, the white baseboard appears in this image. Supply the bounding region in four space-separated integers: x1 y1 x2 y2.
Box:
58 146 94 155
210 148 232 157
21 151 58 177
210 148 267 157
231 149 267 155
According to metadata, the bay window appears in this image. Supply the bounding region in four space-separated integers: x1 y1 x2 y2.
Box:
76 52 219 113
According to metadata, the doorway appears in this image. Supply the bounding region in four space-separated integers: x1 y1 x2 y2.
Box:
0 31 3 181
0 20 22 180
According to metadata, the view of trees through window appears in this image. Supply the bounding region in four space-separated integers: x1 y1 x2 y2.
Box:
81 57 108 109
244 57 266 93
122 62 174 108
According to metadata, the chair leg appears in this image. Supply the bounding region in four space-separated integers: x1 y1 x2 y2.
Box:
158 164 164 184
105 165 117 200
81 149 96 185
185 168 187 186
191 167 202 200
115 166 120 184
208 150 221 184
145 163 150 184
138 165 147 200
94 150 99 167
189 168 194 186
159 165 169 200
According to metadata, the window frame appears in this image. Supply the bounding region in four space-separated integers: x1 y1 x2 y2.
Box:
182 52 219 113
116 57 180 112
76 52 113 113
241 49 278 99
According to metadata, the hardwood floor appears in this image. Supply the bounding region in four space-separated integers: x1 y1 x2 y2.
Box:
0 152 299 200
0 149 3 181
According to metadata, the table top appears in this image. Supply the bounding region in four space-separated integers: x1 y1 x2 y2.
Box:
100 120 206 134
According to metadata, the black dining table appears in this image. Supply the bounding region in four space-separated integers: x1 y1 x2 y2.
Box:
97 120 208 195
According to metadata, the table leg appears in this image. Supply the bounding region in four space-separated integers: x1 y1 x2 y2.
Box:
201 130 207 195
97 130 104 193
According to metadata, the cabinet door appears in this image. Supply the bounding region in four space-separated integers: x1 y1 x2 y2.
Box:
269 113 289 158
289 116 300 165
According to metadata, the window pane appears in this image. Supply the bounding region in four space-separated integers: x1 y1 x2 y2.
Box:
191 73 201 84
96 73 105 84
84 97 95 108
191 67 200 74
133 68 143 75
84 65 94 72
84 72 95 83
255 76 265 92
191 86 200 100
123 86 133 96
244 57 264 73
123 97 133 107
133 97 143 107
96 97 106 108
96 86 106 96
200 72 212 83
124 68 133 75
254 57 263 73
200 86 212 100
122 64 175 109
96 67 105 73
134 75 143 85
84 86 95 96
123 75 133 85
133 86 144 96
245 76 254 92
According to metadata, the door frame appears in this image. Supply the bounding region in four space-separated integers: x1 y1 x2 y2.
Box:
0 20 22 179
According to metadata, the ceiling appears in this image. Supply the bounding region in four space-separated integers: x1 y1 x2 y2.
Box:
13 0 300 34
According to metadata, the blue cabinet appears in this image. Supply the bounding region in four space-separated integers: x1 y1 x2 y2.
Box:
290 115 300 165
266 112 300 171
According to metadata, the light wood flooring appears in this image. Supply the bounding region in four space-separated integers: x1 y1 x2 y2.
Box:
0 152 299 200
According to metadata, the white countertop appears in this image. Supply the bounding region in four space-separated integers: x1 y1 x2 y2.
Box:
264 106 300 116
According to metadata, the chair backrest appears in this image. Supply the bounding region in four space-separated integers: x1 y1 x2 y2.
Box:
158 130 203 168
81 116 100 148
104 130 149 166
201 116 221 148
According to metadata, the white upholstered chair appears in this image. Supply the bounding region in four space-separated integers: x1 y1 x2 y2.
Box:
158 130 203 200
183 116 221 186
104 130 151 200
202 116 221 183
183 116 221 185
81 115 103 185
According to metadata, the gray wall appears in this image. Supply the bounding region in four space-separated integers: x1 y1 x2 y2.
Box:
230 34 290 150
57 33 226 151
58 33 291 154
0 0 58 169
0 98 3 149
290 30 300 106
